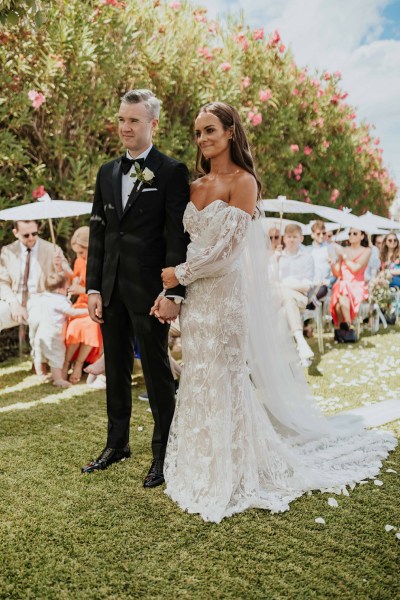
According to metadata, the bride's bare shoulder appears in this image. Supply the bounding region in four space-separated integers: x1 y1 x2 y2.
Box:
229 171 258 215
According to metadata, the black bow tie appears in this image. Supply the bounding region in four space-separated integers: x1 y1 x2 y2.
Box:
121 156 145 175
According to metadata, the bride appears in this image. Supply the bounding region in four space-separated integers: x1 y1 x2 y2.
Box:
154 101 396 523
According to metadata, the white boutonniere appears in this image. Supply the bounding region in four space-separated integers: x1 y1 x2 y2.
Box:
130 162 155 186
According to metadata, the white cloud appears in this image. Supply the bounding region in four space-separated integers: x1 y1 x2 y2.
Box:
199 0 400 189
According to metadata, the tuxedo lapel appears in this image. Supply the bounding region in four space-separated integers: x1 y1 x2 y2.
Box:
112 158 123 220
122 147 163 217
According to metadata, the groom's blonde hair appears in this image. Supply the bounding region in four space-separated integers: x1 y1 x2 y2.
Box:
121 89 160 120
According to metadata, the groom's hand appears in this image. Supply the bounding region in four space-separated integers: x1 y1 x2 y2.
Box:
150 296 180 324
88 293 104 324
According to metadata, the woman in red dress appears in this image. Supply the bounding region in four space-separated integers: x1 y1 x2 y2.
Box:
63 227 102 383
330 228 371 341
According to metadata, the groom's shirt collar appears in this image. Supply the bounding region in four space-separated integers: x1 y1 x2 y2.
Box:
126 145 153 161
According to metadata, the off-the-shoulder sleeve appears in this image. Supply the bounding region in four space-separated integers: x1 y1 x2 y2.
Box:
174 206 251 286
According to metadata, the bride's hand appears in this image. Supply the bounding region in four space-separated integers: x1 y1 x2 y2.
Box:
162 267 179 289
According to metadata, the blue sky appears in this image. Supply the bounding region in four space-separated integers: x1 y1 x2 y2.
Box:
199 0 400 200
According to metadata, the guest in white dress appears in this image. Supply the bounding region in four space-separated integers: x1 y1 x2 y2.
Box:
32 272 87 387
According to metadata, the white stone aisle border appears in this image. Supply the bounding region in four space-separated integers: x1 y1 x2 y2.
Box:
0 361 32 377
0 383 98 413
0 374 46 397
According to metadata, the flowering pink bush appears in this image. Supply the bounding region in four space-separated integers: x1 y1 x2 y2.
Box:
304 146 312 156
290 144 299 153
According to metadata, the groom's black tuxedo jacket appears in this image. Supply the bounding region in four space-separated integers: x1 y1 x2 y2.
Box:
86 146 190 311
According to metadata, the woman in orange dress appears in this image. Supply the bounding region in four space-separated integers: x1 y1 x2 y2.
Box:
330 228 371 341
63 226 102 383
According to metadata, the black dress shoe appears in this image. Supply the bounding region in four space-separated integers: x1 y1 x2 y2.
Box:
81 445 131 474
143 459 165 488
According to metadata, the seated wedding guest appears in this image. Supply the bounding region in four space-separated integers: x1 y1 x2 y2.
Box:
0 220 71 366
380 232 400 288
324 229 335 244
63 226 102 383
330 228 371 342
276 224 315 366
365 233 384 282
268 227 281 251
33 272 87 387
306 221 331 309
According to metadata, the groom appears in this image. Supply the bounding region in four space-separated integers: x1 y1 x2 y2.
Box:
83 89 189 486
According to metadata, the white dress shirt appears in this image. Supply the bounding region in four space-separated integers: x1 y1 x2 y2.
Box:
17 240 39 296
278 247 314 289
121 145 153 210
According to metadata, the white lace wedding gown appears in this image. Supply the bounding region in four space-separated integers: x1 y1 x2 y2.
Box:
164 200 397 523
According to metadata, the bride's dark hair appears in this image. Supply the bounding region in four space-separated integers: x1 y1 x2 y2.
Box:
195 101 262 199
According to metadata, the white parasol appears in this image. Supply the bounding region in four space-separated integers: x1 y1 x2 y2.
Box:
0 192 93 243
358 211 400 231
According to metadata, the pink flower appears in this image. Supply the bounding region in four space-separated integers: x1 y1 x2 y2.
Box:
290 144 299 153
323 72 331 81
340 92 348 100
234 32 248 51
259 89 272 102
241 76 251 89
169 1 181 9
32 185 46 199
28 90 46 109
292 88 299 96
278 44 285 53
253 27 264 40
220 61 231 72
348 112 356 120
208 21 218 34
295 175 301 181
304 146 312 156
300 102 307 109
271 30 280 44
305 197 311 203
322 140 330 148
333 70 342 78
197 46 213 61
331 188 340 203
252 113 262 126
298 72 306 84
293 163 303 177
331 94 340 105
248 111 262 126
317 89 324 98
374 137 380 145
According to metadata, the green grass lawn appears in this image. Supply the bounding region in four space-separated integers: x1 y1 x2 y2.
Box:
0 328 399 600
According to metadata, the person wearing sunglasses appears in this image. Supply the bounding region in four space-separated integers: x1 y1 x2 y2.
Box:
268 227 282 251
329 228 371 342
380 232 400 288
0 220 71 356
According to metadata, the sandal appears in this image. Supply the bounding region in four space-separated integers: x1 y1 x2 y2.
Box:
69 360 84 384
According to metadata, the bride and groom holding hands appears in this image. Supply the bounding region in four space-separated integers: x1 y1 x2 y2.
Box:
82 89 395 523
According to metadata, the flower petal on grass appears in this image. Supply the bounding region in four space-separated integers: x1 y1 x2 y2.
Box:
386 469 397 473
137 426 143 431
395 533 400 540
374 480 383 486
315 517 326 525
328 498 339 508
384 525 395 532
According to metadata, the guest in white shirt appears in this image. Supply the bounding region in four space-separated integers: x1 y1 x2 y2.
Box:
306 221 331 308
276 223 315 366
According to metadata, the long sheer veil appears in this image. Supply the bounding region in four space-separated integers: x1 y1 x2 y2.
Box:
244 216 364 442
